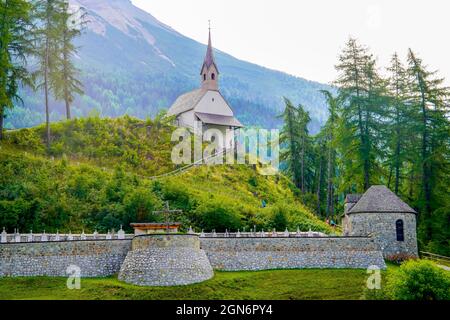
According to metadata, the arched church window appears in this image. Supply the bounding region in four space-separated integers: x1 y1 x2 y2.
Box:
396 219 404 241
211 73 215 80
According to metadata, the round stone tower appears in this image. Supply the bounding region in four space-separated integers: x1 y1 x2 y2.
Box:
344 185 418 259
118 234 213 286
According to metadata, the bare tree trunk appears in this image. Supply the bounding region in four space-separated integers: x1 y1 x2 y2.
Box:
394 139 400 194
63 45 71 120
64 93 71 119
301 135 305 193
0 107 4 141
316 156 323 215
44 37 50 150
420 91 432 240
394 105 401 194
326 146 333 219
387 163 393 189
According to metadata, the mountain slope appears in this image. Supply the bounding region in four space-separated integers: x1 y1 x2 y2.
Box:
9 0 332 132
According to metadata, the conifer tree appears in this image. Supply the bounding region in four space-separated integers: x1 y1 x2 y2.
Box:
279 98 303 190
298 104 312 193
335 38 387 191
386 53 410 194
406 49 450 241
51 0 85 120
31 0 63 149
320 90 340 218
0 0 32 140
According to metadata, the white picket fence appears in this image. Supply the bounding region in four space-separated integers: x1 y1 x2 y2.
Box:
0 228 133 243
194 227 327 238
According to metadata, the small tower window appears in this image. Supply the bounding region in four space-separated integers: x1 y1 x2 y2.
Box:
211 73 215 80
396 219 404 241
203 74 206 81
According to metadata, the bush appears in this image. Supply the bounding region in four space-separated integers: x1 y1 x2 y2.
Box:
195 199 242 232
268 205 288 231
385 259 450 300
385 253 417 264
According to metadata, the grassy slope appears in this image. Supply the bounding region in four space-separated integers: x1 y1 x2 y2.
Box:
0 116 333 234
0 269 377 300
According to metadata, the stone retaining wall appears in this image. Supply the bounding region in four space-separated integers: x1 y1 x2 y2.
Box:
0 235 387 282
118 235 213 286
200 237 386 270
0 240 131 277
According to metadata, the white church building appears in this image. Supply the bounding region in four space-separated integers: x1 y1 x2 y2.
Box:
167 30 243 150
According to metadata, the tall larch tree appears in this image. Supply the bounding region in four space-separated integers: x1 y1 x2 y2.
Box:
297 104 312 193
407 49 450 243
31 0 63 149
321 90 340 218
52 0 85 120
386 53 410 195
0 0 32 140
335 38 386 191
279 97 303 190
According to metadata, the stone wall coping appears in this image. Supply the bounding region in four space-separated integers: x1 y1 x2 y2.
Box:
134 234 200 238
200 236 372 239
0 239 132 245
347 210 417 215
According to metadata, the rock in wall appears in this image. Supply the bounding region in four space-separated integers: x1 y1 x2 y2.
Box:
0 240 131 277
200 237 386 270
118 234 213 286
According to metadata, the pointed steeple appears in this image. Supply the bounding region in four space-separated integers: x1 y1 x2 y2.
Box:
200 24 219 91
202 28 218 72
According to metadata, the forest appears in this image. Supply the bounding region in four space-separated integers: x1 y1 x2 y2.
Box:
279 38 449 256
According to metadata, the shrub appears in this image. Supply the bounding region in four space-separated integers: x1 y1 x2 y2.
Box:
385 253 417 264
195 199 242 232
268 205 288 231
385 259 450 300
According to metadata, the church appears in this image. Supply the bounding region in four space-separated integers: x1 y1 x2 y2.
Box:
167 30 243 150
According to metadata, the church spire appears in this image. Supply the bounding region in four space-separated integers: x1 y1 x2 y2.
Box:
200 21 219 90
203 24 217 71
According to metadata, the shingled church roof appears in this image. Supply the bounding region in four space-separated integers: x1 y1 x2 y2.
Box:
348 185 417 215
167 89 206 116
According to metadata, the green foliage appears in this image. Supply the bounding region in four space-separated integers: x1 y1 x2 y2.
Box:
0 116 332 234
50 0 86 119
0 0 32 139
195 199 242 232
280 39 450 255
278 98 312 192
385 260 450 300
268 205 288 231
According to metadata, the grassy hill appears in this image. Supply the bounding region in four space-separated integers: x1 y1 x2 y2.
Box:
0 116 332 234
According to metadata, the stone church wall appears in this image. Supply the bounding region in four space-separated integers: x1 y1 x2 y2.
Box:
347 212 418 258
0 240 131 277
200 237 386 271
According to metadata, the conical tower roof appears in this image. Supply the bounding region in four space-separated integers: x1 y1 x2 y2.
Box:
348 185 416 214
200 29 219 74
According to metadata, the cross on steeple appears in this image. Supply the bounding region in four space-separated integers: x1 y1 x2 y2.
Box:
152 201 182 233
200 21 219 90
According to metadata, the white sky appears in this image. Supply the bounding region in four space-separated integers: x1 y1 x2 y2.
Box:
132 0 450 85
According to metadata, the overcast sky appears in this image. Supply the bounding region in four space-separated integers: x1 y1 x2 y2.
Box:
132 0 449 85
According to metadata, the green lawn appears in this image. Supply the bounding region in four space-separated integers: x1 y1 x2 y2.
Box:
0 267 395 300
